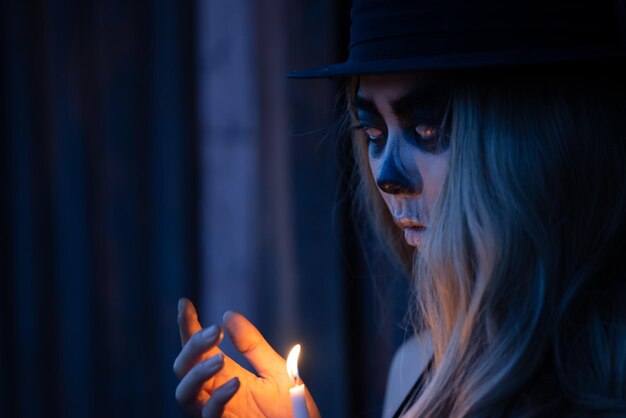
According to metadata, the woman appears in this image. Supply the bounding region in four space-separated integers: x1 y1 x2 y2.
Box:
362 66 626 417
174 0 626 416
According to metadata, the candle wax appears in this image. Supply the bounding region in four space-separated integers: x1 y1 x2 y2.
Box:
289 383 309 418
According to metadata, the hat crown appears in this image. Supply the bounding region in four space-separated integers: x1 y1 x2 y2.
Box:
349 0 624 62
288 0 626 78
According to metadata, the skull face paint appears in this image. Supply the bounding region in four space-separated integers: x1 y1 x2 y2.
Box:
354 73 451 248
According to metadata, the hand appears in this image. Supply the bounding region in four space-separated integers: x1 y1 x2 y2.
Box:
173 298 320 418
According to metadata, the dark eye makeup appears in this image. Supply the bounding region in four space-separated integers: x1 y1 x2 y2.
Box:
354 124 384 142
354 118 448 154
352 87 452 154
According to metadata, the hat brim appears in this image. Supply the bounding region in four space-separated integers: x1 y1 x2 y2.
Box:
287 48 626 79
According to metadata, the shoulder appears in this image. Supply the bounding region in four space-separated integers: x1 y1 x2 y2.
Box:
382 331 433 418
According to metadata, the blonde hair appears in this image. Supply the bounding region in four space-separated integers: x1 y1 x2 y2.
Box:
346 65 626 416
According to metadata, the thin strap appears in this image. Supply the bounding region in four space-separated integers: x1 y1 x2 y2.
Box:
391 358 433 418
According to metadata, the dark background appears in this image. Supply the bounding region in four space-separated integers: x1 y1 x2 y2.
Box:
0 0 412 417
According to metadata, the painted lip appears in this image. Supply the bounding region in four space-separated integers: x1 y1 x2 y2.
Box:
394 217 426 229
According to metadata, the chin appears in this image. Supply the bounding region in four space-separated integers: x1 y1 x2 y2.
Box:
403 227 424 247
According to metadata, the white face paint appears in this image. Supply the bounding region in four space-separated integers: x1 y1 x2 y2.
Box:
355 73 451 247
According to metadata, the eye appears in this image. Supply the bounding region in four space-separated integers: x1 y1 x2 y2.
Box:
356 125 385 142
414 124 439 140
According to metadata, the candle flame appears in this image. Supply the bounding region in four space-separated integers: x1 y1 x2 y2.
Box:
286 344 301 383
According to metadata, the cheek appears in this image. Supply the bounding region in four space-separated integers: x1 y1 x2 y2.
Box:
420 152 449 201
367 154 380 180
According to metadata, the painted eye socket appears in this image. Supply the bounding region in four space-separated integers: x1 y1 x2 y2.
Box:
414 124 439 140
359 125 384 141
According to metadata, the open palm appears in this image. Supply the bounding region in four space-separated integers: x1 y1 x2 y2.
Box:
173 299 319 418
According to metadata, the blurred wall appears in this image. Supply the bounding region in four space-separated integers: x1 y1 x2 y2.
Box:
1 0 413 417
1 1 198 417
197 0 352 415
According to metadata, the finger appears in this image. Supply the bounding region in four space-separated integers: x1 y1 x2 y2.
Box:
178 298 203 346
201 377 240 418
222 311 285 378
175 354 224 408
174 325 224 379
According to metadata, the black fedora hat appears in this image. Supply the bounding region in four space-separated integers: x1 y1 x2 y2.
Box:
288 0 626 78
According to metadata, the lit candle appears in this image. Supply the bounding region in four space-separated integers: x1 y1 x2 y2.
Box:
286 344 310 418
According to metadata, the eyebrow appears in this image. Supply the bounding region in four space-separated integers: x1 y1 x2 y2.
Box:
352 95 379 115
353 84 449 116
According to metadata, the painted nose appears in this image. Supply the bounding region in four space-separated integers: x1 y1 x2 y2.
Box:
376 153 416 195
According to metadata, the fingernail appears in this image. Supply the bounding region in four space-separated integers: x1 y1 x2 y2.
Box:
223 377 239 392
222 311 233 322
203 325 218 340
205 354 223 370
177 298 185 314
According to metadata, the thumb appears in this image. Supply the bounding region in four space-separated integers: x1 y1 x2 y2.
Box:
222 311 286 379
178 298 203 346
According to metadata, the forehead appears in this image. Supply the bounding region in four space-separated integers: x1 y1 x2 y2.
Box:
354 72 452 116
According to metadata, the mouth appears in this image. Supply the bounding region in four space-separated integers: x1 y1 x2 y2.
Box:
394 218 426 229
394 218 426 247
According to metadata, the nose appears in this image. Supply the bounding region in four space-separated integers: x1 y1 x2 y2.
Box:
375 150 417 195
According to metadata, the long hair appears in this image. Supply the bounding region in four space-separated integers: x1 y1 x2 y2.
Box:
346 64 626 416
406 64 626 417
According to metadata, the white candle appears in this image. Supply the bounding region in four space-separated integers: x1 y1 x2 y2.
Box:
286 344 310 418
